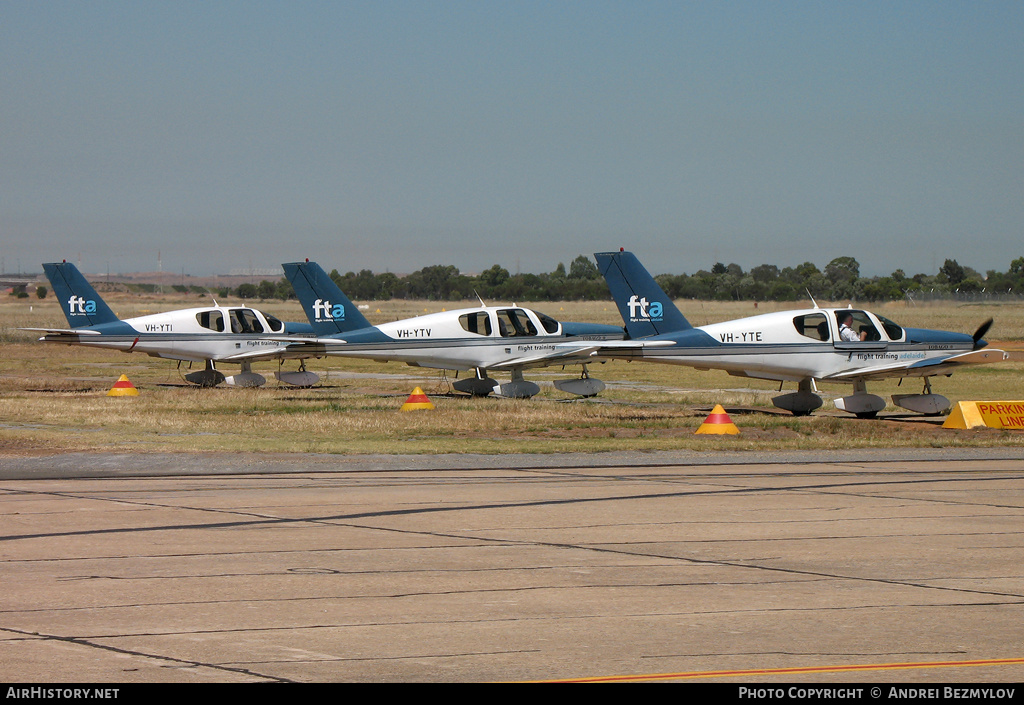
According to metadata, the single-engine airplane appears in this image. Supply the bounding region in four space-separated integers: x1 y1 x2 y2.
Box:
27 261 319 387
594 249 1008 417
279 260 657 398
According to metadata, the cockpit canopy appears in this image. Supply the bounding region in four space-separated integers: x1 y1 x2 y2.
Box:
792 310 904 343
195 309 284 334
458 308 561 338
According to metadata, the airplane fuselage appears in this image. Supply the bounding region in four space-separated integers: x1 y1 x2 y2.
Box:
606 307 980 383
310 306 624 371
39 306 315 363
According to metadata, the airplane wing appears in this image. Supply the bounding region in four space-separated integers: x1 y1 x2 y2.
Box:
217 337 347 362
487 339 675 370
824 348 1009 381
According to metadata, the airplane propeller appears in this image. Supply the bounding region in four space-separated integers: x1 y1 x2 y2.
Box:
973 318 993 349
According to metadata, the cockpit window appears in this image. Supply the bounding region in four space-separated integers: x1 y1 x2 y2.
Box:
459 312 492 336
534 311 560 334
835 310 881 342
229 309 264 334
793 313 829 341
196 310 224 332
875 314 904 341
496 309 538 337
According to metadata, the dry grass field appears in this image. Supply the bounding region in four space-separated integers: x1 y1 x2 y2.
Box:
2 290 1024 456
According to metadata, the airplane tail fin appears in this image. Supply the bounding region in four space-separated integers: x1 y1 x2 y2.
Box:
42 262 121 328
283 261 374 335
594 250 692 337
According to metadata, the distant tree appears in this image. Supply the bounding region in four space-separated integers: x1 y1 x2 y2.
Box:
794 262 821 279
767 281 798 300
35 285 47 299
750 264 779 283
957 278 982 293
274 278 294 300
825 256 860 284
939 259 965 285
568 255 599 280
257 280 278 300
861 277 903 301
479 264 510 288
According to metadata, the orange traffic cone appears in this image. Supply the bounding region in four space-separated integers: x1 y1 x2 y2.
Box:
107 374 139 397
695 404 739 434
400 387 435 411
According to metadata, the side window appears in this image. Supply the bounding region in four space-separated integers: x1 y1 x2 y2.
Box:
264 313 284 333
534 311 560 334
793 313 829 341
240 310 264 334
459 312 492 336
497 309 538 337
875 314 904 341
835 311 881 342
496 310 516 337
229 310 265 334
196 310 224 332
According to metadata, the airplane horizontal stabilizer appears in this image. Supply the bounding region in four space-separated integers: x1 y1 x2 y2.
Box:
22 327 103 336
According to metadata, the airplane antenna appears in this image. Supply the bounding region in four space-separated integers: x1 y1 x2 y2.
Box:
805 289 819 309
473 290 488 308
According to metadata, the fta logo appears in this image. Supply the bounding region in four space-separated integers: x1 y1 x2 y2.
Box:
67 296 97 316
627 295 663 321
311 298 345 322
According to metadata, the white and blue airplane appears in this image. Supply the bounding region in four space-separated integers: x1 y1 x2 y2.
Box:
593 250 1008 417
27 261 319 387
279 260 657 398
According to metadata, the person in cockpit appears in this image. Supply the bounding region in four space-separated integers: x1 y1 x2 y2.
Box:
839 313 866 342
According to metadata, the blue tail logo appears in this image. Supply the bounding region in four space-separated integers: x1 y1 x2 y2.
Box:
311 298 346 323
627 295 664 322
67 295 99 316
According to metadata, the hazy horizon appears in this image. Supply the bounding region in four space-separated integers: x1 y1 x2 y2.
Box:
3 2 1022 279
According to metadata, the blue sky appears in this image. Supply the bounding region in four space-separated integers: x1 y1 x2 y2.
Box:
2 1 1022 278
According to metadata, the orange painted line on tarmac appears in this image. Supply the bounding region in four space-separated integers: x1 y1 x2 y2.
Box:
544 657 1024 684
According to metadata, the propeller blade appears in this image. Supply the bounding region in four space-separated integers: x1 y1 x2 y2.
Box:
973 318 993 347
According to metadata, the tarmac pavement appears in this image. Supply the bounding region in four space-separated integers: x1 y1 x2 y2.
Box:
1 449 1023 683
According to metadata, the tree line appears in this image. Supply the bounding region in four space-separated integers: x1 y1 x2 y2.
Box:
214 254 1024 303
